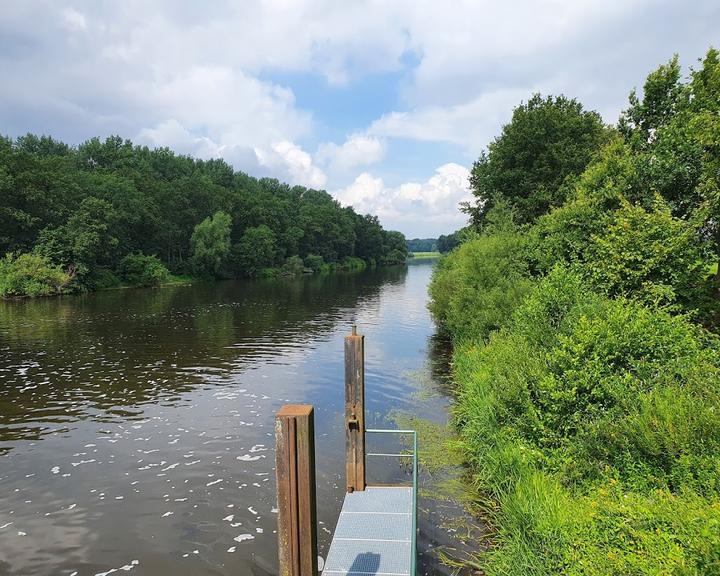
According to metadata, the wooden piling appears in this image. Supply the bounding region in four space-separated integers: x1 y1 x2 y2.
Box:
275 405 318 576
345 325 366 492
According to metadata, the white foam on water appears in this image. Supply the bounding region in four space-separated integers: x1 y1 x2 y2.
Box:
233 534 254 543
94 559 139 576
236 454 263 462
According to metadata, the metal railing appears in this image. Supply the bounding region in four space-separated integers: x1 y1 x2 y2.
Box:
366 428 418 576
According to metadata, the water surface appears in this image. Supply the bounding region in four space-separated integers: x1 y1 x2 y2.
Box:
0 262 463 575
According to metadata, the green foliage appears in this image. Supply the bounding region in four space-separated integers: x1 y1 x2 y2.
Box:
119 253 171 287
406 237 437 252
619 49 720 287
0 252 70 297
437 231 462 253
340 256 367 271
303 253 324 272
585 200 709 309
449 269 720 575
34 196 120 287
381 230 409 264
432 48 720 575
190 211 232 278
281 255 305 276
234 224 276 277
467 93 608 225
0 133 405 292
429 227 534 342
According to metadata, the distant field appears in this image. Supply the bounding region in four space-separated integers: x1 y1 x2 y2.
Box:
409 251 442 259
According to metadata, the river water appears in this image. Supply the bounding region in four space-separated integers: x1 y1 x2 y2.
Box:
0 261 468 576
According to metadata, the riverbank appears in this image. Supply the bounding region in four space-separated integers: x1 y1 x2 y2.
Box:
408 251 442 260
429 233 720 575
0 257 404 300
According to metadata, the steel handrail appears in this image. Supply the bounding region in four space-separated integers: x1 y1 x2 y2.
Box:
365 428 418 576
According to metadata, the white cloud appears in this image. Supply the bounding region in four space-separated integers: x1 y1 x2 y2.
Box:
316 135 385 172
334 163 472 237
368 88 533 153
2 0 719 237
61 8 87 32
255 141 327 189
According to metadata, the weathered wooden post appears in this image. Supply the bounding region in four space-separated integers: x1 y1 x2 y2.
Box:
345 325 365 492
275 405 318 576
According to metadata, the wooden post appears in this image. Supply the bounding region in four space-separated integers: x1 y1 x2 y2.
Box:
275 405 318 576
345 325 365 492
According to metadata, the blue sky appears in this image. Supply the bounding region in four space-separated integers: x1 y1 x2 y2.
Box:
1 1 718 237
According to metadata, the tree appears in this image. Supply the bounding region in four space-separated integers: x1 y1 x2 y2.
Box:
118 253 170 287
234 225 276 277
0 252 70 297
619 49 720 290
35 196 119 286
0 131 406 292
381 230 408 264
190 211 232 278
465 93 608 225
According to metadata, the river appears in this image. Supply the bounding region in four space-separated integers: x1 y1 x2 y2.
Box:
0 260 472 576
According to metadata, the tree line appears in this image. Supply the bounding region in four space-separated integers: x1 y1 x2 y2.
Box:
406 233 463 254
0 135 407 297
430 48 720 574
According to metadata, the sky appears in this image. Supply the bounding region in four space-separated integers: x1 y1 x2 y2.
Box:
1 1 718 238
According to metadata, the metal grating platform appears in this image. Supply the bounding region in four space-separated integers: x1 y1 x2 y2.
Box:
323 486 414 576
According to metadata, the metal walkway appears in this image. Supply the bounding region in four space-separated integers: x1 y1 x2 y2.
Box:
323 487 414 576
323 429 417 576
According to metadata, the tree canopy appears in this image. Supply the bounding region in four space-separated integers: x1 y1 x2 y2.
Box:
0 134 408 295
465 93 609 225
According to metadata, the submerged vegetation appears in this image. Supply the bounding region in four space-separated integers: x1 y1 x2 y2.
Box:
0 134 407 297
431 48 720 574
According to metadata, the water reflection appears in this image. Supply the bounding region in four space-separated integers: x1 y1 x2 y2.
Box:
0 263 458 576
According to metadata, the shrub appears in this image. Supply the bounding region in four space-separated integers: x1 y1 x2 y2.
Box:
340 256 367 271
428 231 534 342
0 252 70 297
281 255 305 276
118 253 171 287
449 268 720 575
304 253 324 272
585 199 710 310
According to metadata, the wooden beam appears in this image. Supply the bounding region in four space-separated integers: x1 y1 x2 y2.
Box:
345 325 366 492
275 405 318 576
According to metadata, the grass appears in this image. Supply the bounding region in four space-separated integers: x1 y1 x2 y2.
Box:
409 251 442 259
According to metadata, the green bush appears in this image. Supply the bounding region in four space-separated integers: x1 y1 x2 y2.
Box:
449 268 720 574
281 255 305 276
118 253 171 287
339 256 367 271
303 253 324 272
585 199 710 310
429 231 534 342
0 252 70 297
